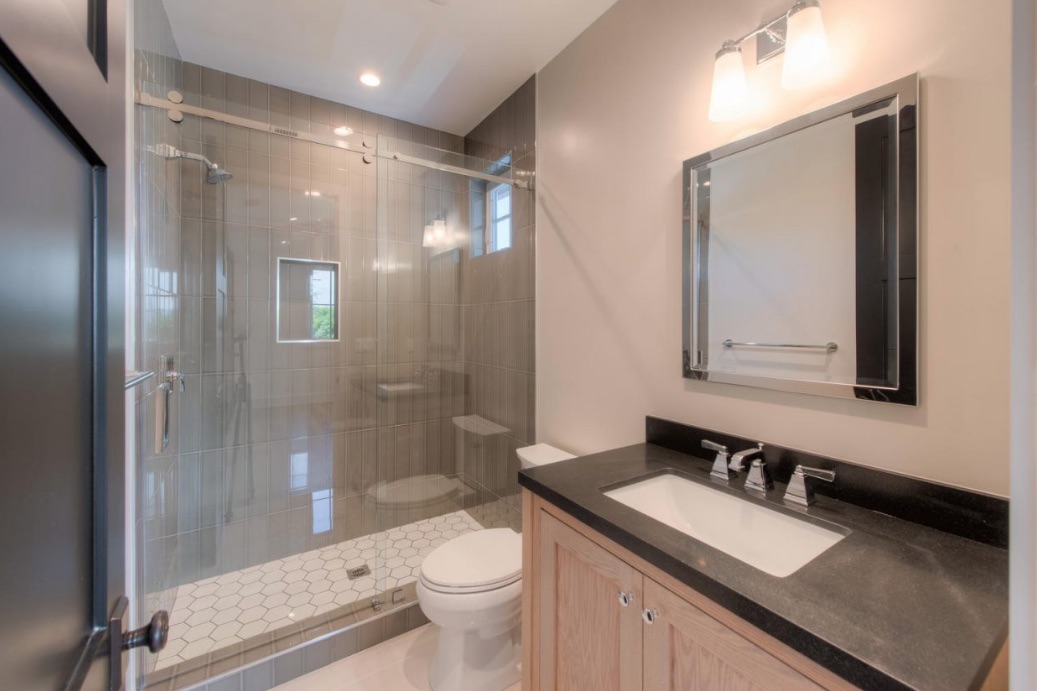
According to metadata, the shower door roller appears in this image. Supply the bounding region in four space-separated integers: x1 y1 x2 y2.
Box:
106 596 169 690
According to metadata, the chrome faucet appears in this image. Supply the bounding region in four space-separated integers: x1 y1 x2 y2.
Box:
783 465 836 506
701 439 731 481
729 443 764 473
731 443 772 493
745 459 774 493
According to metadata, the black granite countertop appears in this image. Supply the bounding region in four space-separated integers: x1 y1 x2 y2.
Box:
518 443 1008 691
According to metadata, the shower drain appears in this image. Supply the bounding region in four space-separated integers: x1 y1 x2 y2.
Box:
346 564 371 580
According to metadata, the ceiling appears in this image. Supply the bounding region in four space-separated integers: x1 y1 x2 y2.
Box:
163 0 619 136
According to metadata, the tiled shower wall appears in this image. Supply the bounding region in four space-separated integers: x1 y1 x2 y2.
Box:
134 0 184 677
134 7 538 679
460 77 537 507
142 60 476 599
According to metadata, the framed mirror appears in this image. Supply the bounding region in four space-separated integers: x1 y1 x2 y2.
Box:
276 258 340 343
682 74 918 405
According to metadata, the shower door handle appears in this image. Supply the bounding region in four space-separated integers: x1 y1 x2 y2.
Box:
155 382 170 454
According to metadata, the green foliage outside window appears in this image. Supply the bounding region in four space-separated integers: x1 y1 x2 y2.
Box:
312 305 335 340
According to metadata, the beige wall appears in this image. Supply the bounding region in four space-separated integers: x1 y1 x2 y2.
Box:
536 0 1012 496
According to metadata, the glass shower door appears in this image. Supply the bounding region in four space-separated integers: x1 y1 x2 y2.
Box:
139 112 531 689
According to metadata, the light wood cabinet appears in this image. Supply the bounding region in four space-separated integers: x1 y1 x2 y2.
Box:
642 578 824 691
537 511 643 690
522 490 856 691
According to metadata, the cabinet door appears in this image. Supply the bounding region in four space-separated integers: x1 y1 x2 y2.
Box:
538 511 643 691
643 578 825 691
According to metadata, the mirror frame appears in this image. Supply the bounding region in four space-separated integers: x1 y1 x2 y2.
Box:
682 74 918 405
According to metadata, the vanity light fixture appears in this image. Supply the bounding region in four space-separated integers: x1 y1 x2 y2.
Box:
708 41 749 122
782 0 831 89
707 0 831 122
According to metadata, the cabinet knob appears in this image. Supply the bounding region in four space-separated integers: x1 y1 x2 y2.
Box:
642 608 658 625
617 591 634 607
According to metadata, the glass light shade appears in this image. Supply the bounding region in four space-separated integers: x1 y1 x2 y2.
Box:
708 46 749 122
422 224 434 248
433 219 447 241
781 2 831 90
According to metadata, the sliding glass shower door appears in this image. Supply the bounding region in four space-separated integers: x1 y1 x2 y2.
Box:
139 112 527 686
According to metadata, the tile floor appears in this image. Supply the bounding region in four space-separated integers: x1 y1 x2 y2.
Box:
158 510 484 669
270 623 521 691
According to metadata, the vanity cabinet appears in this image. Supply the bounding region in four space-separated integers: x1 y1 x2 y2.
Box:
642 579 823 690
537 511 643 690
523 490 855 691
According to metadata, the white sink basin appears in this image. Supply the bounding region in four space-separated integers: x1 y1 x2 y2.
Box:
603 473 846 577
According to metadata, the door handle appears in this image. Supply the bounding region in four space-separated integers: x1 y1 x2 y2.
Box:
642 608 658 625
108 598 169 691
617 591 634 607
123 610 169 653
155 382 170 454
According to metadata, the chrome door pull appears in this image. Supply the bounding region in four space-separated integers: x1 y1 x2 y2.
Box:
154 382 170 454
642 608 658 625
617 591 634 607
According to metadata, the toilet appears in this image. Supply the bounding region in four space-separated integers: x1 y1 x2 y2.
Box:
416 443 576 691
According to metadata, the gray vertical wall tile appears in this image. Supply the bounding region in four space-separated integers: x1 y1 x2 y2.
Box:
240 660 274 691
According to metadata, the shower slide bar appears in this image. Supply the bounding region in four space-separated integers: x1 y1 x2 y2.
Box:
722 339 839 353
136 91 529 190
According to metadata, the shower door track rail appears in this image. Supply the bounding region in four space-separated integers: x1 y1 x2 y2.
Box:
136 91 529 189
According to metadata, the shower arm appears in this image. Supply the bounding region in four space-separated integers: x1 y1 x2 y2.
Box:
149 143 217 170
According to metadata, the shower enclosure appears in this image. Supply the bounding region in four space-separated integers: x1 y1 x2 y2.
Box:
135 78 534 688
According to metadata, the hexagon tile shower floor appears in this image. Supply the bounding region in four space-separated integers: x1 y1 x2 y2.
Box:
156 510 484 667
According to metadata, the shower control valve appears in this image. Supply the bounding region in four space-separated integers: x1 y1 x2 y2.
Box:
165 370 185 392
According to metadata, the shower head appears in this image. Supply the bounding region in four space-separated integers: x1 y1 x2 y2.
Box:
206 166 233 184
151 143 233 184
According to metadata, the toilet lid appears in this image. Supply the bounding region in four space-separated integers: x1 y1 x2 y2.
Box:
420 528 522 592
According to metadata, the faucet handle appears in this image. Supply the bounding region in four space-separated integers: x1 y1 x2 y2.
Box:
799 466 835 482
701 439 728 454
783 465 835 506
702 439 733 481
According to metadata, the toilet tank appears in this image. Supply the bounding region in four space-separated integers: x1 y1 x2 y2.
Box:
516 443 576 470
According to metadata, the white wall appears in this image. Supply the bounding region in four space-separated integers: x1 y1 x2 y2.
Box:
537 0 1012 496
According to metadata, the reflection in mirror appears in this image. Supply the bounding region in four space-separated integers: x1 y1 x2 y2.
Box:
276 258 340 343
683 74 917 405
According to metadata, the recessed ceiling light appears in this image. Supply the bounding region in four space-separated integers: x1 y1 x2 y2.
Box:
333 126 353 136
359 71 381 87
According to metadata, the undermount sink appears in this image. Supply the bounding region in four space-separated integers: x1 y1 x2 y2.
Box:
603 472 846 577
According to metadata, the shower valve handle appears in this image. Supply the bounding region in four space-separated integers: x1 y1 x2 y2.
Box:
165 370 185 392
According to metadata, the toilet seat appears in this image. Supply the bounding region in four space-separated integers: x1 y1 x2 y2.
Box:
419 528 522 594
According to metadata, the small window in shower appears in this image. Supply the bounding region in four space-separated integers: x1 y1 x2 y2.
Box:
470 154 514 257
276 258 340 342
488 183 512 253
